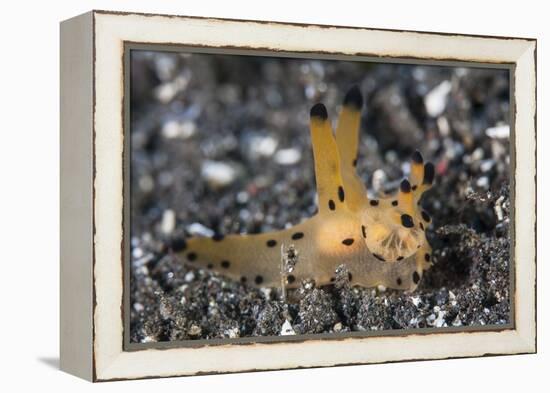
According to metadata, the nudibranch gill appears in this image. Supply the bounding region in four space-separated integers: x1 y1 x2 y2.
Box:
170 86 435 291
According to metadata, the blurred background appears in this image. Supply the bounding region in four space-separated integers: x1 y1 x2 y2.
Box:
129 50 511 342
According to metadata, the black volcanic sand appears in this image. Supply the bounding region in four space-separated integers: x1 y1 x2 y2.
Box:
129 51 511 342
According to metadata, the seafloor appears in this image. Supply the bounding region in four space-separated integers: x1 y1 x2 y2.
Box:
129 51 511 342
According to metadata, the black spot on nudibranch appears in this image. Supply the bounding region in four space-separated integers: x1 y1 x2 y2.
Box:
401 214 414 228
423 162 435 185
342 238 354 246
240 276 247 283
187 252 197 261
370 200 379 206
392 200 398 206
255 275 264 285
425 253 431 262
287 274 296 284
328 199 336 211
419 222 425 231
421 210 431 222
400 179 411 193
266 239 277 247
343 85 363 110
412 185 418 191
361 225 367 238
310 103 328 120
221 260 230 269
212 233 225 241
170 238 187 252
348 272 353 282
412 271 420 284
397 256 404 261
338 186 345 202
292 232 304 240
352 158 357 167
396 277 402 286
373 253 386 261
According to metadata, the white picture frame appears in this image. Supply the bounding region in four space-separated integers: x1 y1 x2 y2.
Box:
60 10 536 381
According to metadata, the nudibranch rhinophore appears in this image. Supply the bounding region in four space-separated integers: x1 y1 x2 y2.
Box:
170 86 435 291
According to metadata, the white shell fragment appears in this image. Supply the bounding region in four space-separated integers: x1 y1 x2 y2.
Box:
274 148 302 165
161 209 176 234
424 80 452 117
187 222 215 237
485 124 510 139
201 160 238 188
246 134 278 159
280 319 296 336
161 119 196 140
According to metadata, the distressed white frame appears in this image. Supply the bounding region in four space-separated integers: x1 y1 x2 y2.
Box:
60 10 536 381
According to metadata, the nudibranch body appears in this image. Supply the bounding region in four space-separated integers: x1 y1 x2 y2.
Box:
171 86 435 291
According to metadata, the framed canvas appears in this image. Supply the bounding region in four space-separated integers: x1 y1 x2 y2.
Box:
60 10 537 382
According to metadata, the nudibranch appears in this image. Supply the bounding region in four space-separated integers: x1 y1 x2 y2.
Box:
170 86 435 291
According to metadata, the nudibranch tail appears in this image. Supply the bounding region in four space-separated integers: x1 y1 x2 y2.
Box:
171 227 313 288
173 85 436 291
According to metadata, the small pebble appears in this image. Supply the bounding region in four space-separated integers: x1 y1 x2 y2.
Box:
201 160 238 188
434 311 447 328
494 195 505 221
188 325 202 336
476 176 489 189
452 317 463 327
280 320 296 336
424 80 452 117
372 169 387 194
485 124 510 139
187 222 215 237
274 148 302 165
132 247 144 259
161 209 176 234
243 134 278 160
236 191 249 204
225 327 240 339
138 175 154 193
161 119 196 140
437 116 451 136
480 159 495 173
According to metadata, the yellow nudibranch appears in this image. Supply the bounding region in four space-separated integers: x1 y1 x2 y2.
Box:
170 86 435 291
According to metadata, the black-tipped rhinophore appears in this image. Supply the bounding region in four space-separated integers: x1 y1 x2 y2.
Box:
343 85 363 110
400 179 411 193
411 150 424 164
310 103 328 120
423 162 435 185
